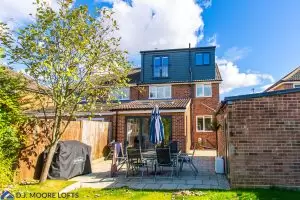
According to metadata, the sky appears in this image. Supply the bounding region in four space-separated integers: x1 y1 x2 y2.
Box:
1 0 300 99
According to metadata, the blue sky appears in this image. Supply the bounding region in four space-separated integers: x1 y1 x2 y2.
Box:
1 0 300 98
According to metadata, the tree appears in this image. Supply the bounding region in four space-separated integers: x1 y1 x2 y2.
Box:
0 65 28 187
0 0 130 182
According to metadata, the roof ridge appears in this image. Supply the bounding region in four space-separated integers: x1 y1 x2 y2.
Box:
264 65 300 92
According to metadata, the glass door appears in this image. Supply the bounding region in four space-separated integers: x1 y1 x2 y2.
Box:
162 117 172 144
126 117 150 149
126 116 172 149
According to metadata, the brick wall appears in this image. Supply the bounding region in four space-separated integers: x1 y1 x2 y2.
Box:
172 84 193 99
218 91 300 188
127 83 220 149
216 113 226 157
130 86 149 100
115 112 188 152
191 83 219 148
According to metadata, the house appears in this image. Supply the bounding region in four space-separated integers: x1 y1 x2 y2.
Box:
100 46 222 152
216 88 300 188
25 46 222 152
265 66 300 92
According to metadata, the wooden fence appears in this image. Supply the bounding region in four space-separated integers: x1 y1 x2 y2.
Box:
17 120 111 181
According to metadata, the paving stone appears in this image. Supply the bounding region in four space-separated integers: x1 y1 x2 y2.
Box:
205 180 219 186
161 184 178 190
186 179 203 184
193 184 211 189
72 156 231 190
81 182 115 189
144 183 162 189
176 184 194 190
113 183 127 188
129 183 146 189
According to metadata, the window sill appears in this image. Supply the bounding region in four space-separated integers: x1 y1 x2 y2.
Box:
195 130 214 133
195 96 212 98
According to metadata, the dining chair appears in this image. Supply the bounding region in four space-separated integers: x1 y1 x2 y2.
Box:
169 141 178 154
126 147 148 178
155 147 178 180
178 145 198 176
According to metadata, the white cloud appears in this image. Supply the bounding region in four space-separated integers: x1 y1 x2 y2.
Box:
198 0 212 8
0 0 59 28
105 0 204 54
207 33 219 48
260 83 273 91
217 58 274 94
223 46 251 62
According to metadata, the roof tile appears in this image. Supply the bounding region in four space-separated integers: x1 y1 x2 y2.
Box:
111 99 191 111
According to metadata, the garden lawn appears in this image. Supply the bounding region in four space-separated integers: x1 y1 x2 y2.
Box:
8 181 300 200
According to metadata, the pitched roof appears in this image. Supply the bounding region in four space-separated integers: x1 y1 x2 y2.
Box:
265 66 300 91
111 99 191 111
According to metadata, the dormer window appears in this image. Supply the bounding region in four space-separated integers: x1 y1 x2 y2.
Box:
153 56 168 78
196 53 210 65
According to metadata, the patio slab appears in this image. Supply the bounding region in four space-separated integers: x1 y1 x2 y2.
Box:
69 153 230 190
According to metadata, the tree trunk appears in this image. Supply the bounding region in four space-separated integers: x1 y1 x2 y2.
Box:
39 140 58 182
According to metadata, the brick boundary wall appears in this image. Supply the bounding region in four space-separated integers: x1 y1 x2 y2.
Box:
218 92 300 188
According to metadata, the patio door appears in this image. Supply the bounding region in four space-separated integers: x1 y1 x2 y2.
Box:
162 117 172 144
126 117 150 149
126 116 172 149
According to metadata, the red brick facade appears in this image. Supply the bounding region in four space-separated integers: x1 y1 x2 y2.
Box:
113 111 191 152
130 86 149 100
113 83 220 150
217 91 300 188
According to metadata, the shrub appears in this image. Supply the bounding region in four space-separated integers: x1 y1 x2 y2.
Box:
0 151 14 189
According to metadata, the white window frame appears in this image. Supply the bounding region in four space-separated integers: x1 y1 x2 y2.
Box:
293 83 300 88
149 85 171 99
196 83 212 97
114 87 130 100
196 115 213 132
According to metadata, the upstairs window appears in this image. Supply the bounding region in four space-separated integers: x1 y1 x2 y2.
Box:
196 116 212 132
294 84 300 88
196 83 212 97
153 56 168 78
195 53 210 65
114 87 130 100
149 85 171 99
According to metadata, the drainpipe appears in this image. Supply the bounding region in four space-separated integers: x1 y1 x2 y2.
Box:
188 43 194 149
115 111 118 142
189 43 192 81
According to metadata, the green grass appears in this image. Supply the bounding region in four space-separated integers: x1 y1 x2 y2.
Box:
7 181 300 200
72 188 300 200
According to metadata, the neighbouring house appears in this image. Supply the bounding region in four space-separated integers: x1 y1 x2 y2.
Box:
216 88 300 188
99 46 222 152
265 66 300 92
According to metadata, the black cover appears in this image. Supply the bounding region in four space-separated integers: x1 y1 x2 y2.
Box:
46 140 92 179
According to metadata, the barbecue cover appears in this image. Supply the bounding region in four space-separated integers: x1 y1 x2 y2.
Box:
46 140 92 179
